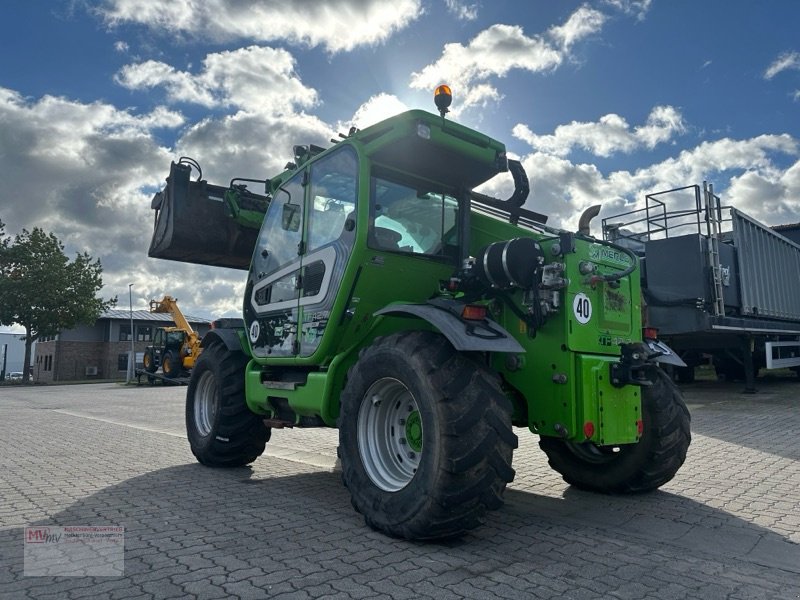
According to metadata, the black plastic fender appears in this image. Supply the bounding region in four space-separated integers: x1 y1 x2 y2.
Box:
644 338 687 367
374 302 524 353
201 328 245 353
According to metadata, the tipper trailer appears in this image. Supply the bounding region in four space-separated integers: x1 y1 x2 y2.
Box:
603 183 800 390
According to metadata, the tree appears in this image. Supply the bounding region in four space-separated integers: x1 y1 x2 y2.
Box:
0 220 117 383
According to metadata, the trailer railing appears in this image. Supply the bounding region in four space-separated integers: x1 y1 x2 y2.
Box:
601 183 735 248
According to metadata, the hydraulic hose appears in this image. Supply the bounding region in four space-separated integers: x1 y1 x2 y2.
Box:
575 233 639 284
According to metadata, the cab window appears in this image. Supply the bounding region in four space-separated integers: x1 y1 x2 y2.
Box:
307 148 357 253
369 174 459 261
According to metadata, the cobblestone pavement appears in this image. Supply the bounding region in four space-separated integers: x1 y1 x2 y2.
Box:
1 376 798 599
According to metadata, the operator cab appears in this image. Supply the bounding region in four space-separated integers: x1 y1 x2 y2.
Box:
244 99 509 363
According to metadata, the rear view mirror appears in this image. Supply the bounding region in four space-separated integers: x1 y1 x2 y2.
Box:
281 202 301 232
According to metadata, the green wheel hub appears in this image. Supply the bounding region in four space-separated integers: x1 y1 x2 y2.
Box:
405 410 423 453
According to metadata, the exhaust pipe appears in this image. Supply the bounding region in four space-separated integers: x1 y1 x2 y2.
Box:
578 204 601 236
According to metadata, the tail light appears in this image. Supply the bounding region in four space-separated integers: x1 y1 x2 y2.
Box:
461 304 488 321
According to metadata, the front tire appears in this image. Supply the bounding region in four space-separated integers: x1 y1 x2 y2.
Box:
186 343 270 467
162 350 181 379
539 368 690 493
339 331 517 540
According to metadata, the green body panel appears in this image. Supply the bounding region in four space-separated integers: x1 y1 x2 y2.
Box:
245 361 330 416
235 109 643 444
575 354 641 445
243 251 449 425
471 212 642 444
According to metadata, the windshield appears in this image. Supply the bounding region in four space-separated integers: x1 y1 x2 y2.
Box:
166 331 185 345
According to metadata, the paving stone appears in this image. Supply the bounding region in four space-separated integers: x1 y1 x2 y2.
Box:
1 381 799 600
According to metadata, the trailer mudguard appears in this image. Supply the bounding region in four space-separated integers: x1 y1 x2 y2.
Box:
375 303 525 353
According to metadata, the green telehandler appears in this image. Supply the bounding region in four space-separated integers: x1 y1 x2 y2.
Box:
148 87 690 540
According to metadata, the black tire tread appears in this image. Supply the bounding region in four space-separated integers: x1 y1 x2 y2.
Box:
143 350 157 373
540 368 690 493
162 350 181 379
339 331 517 540
186 343 270 467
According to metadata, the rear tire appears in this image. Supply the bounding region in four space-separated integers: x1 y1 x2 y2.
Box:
338 331 517 540
186 343 270 467
143 349 157 373
539 368 690 493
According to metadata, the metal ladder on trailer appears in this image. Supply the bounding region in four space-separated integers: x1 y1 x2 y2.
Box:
704 182 726 317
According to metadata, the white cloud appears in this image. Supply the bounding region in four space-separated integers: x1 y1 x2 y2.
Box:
410 24 562 111
175 111 335 183
444 0 479 21
116 60 217 106
345 94 409 131
410 5 606 113
0 80 338 321
115 46 316 115
478 128 799 233
602 0 652 20
764 51 800 79
549 5 606 50
513 106 686 158
97 0 422 53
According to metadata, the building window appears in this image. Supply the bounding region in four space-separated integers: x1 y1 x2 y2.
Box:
118 354 129 371
119 324 131 341
137 326 153 342
39 334 57 342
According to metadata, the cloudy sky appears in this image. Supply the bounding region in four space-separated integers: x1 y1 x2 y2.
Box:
1 0 799 328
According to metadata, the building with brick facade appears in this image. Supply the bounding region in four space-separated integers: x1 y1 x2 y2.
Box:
33 309 210 383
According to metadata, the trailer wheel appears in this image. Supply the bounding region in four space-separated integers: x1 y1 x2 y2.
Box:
539 368 690 493
338 331 517 540
143 349 158 373
186 342 270 467
162 350 182 379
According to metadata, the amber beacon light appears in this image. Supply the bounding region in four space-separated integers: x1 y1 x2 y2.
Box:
434 84 452 117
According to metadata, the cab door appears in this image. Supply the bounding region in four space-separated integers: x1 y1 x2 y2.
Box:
245 146 358 360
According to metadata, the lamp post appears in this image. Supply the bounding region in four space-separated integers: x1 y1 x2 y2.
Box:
128 283 134 383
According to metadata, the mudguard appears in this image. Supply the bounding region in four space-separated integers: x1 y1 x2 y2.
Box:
375 302 525 353
644 338 687 367
201 328 245 354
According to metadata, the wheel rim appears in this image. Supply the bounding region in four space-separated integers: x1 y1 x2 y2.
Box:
357 377 422 492
144 354 151 369
193 370 218 437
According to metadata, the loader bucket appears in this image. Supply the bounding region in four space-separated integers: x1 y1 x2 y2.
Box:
148 161 266 270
